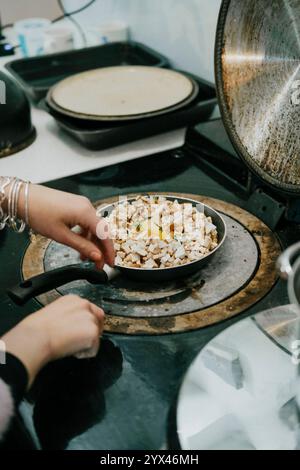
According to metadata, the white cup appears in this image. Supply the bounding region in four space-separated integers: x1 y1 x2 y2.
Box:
43 27 74 54
86 21 129 47
14 18 51 57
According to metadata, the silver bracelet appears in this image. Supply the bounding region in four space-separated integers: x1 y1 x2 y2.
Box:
9 178 19 231
0 177 29 233
8 177 16 228
12 180 20 223
0 177 11 229
24 181 30 227
13 181 26 233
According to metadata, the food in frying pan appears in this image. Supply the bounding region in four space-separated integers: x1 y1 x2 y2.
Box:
102 196 219 269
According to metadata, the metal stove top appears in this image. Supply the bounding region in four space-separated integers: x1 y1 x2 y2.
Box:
45 213 257 317
0 118 299 450
21 192 280 334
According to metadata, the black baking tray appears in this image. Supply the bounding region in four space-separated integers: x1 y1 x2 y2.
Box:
5 41 170 102
45 77 217 151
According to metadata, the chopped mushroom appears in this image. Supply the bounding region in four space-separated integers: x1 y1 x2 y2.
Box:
99 196 219 269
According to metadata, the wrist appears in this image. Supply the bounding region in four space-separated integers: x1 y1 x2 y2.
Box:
2 317 52 389
0 178 32 228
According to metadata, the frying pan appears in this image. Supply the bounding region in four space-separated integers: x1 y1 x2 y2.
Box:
7 197 226 306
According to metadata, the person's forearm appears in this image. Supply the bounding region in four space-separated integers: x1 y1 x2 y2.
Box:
1 320 51 389
0 353 29 441
0 378 15 440
0 177 115 268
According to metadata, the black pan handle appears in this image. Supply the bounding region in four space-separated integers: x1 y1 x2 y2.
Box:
7 263 108 306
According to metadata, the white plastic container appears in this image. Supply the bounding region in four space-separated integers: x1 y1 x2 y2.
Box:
43 27 74 54
86 21 129 47
15 18 51 57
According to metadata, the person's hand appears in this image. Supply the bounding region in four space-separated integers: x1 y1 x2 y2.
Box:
18 185 115 269
1 295 105 388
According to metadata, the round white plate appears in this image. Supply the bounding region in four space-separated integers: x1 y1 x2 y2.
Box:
47 66 198 121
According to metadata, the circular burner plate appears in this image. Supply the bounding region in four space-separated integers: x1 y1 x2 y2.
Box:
44 214 257 317
22 194 281 335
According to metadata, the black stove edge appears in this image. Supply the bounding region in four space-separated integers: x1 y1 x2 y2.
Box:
186 126 295 230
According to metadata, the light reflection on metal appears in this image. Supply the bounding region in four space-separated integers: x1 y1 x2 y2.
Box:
216 0 300 193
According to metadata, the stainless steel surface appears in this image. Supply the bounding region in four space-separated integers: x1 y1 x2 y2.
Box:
44 213 258 318
278 242 300 309
215 0 300 194
278 242 300 280
254 304 299 355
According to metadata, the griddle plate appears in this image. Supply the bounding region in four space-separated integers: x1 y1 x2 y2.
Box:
44 214 258 318
21 194 281 335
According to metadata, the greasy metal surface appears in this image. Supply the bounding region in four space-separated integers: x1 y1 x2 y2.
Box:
43 213 257 317
215 0 300 194
22 194 281 335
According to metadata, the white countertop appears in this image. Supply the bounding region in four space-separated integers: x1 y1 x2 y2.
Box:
0 54 186 184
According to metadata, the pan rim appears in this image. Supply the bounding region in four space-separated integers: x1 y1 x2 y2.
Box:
98 195 227 273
